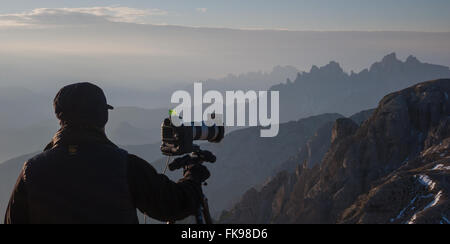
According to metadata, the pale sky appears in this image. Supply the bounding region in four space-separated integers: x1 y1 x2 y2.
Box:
0 0 450 93
0 0 449 133
0 0 449 31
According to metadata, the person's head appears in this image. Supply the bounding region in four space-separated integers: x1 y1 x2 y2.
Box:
54 82 114 128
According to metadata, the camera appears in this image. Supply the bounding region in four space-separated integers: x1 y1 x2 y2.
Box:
160 115 224 224
160 117 225 156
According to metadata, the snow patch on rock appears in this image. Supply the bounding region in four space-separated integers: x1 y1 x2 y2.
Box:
417 175 436 190
407 191 443 224
432 164 450 171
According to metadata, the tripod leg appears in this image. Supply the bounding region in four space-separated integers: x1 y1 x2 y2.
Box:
202 196 213 224
195 206 205 224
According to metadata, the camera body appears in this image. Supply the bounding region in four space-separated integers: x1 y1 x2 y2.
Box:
160 116 223 225
161 117 225 156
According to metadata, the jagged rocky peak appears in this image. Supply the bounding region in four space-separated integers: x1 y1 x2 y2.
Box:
406 55 420 64
310 65 320 73
382 52 400 63
326 61 343 72
331 118 358 144
309 61 344 75
370 52 402 71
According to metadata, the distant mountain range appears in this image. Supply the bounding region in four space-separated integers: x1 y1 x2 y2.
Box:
0 87 54 129
1 53 449 163
220 79 450 224
0 65 299 162
196 65 299 92
274 53 450 122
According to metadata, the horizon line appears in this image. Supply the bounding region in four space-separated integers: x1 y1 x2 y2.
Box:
2 20 450 34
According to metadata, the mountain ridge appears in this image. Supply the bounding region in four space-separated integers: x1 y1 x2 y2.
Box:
220 79 450 224
273 53 450 122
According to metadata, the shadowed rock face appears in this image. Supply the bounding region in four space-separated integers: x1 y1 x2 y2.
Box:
302 122 336 169
348 109 376 126
276 109 375 173
220 79 450 224
331 118 358 145
275 121 335 173
199 113 344 215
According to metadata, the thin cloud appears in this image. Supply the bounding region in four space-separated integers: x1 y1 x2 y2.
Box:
0 6 169 27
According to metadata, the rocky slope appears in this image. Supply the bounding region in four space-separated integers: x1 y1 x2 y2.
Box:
182 113 343 215
340 138 450 224
276 109 374 174
220 79 450 224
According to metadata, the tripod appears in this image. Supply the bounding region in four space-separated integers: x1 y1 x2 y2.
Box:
166 145 215 224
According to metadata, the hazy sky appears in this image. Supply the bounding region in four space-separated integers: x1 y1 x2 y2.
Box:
0 1 449 93
1 0 450 31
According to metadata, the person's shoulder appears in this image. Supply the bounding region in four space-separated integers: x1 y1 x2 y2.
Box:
126 153 158 174
26 150 49 164
25 147 66 166
127 154 149 164
21 148 62 177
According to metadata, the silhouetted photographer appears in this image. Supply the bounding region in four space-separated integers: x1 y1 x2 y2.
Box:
4 82 210 224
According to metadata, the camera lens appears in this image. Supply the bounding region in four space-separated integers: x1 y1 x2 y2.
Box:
192 124 224 143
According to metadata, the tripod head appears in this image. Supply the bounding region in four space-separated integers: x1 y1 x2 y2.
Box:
168 145 216 172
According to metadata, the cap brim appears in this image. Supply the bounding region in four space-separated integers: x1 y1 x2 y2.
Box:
107 104 114 110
